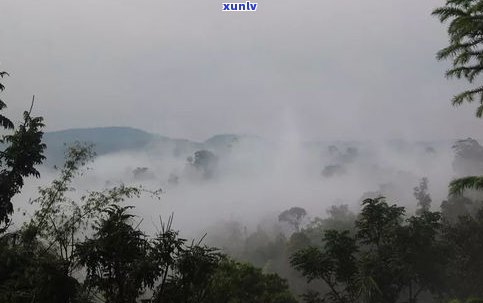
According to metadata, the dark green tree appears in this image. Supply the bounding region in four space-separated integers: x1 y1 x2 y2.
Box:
398 211 446 303
354 198 406 303
441 209 483 300
76 205 155 303
0 71 14 130
433 0 483 117
0 71 46 229
0 231 83 303
449 175 483 195
291 198 445 303
433 2 483 195
291 230 359 303
206 258 298 303
150 217 296 303
155 243 221 303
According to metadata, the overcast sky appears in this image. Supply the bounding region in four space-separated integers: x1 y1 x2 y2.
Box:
0 0 482 141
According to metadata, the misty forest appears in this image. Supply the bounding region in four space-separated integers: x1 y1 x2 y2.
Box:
3 0 483 302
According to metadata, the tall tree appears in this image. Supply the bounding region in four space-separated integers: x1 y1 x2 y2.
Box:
433 1 483 195
279 207 307 232
76 205 154 303
291 230 359 303
0 70 46 229
414 178 432 215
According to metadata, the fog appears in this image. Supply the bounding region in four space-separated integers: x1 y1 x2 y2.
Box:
2 0 480 236
5 0 483 301
11 126 459 241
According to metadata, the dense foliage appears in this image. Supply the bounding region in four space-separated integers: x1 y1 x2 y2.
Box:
207 190 483 303
433 0 483 117
0 142 297 303
434 0 483 195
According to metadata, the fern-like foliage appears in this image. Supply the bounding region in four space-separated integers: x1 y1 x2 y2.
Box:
0 71 14 130
433 0 483 117
0 70 46 228
449 175 483 195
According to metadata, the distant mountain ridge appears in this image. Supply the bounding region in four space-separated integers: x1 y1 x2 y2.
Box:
44 127 157 163
42 126 456 166
42 127 256 165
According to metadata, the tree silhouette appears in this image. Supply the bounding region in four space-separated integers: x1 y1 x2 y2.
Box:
279 207 307 232
0 70 46 229
187 150 218 179
76 205 154 303
414 177 432 215
432 1 483 196
0 71 14 130
433 0 483 117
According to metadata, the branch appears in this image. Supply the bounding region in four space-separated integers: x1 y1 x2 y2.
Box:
449 176 483 196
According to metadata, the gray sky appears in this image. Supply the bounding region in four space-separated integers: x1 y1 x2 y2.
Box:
1 0 482 141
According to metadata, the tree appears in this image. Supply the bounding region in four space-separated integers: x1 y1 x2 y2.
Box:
206 258 297 303
445 138 483 195
433 0 483 117
242 227 274 267
279 207 307 232
0 231 83 303
0 142 163 302
303 204 356 245
414 177 432 215
432 1 483 195
450 175 483 195
0 71 46 229
355 200 443 303
441 195 474 222
0 71 14 130
149 215 186 301
154 243 221 303
291 230 359 303
76 205 155 303
187 150 218 179
291 198 445 303
355 198 406 303
150 217 296 303
398 211 446 303
441 209 483 300
451 138 483 176
26 143 158 280
27 143 95 273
